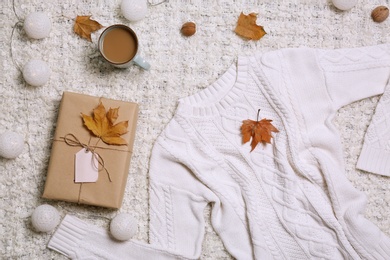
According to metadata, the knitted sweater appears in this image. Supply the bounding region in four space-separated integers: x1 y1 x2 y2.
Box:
48 45 390 259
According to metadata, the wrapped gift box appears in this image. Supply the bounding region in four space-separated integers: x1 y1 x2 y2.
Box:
42 91 139 208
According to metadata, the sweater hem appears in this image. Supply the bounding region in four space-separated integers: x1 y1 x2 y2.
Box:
374 234 390 259
47 214 88 258
356 143 390 177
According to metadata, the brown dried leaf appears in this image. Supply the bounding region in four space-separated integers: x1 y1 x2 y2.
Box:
106 107 119 125
241 113 278 152
235 12 266 40
74 15 104 42
81 102 128 145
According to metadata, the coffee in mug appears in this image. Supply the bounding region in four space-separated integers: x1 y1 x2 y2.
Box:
98 25 150 70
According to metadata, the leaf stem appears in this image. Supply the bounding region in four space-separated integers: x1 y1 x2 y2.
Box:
256 109 261 122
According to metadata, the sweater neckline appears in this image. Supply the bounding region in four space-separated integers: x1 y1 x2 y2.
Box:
176 56 248 117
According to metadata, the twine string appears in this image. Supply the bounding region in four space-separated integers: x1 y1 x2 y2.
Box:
78 183 83 204
63 133 93 151
57 133 132 153
62 133 112 182
62 133 113 204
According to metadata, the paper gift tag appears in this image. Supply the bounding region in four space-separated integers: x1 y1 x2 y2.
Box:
74 148 99 183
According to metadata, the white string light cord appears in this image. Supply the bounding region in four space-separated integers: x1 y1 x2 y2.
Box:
9 0 54 159
10 3 44 259
148 0 169 6
6 0 164 257
4 2 37 259
8 5 70 257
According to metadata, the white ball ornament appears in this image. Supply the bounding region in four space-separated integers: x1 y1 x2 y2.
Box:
110 213 138 241
22 59 51 87
31 204 60 233
332 0 357 11
0 131 24 159
23 12 51 39
121 0 148 22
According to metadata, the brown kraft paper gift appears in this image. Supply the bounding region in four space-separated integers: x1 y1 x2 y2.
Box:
42 91 138 208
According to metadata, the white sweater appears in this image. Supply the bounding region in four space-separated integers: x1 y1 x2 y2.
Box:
48 45 390 259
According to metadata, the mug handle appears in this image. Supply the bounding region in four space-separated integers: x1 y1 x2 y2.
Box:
133 54 151 70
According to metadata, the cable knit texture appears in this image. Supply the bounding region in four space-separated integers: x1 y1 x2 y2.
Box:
49 45 390 259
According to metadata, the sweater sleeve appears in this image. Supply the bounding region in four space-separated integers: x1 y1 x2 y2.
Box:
274 46 390 259
48 215 194 260
356 83 390 176
150 118 255 259
317 44 390 110
148 124 213 257
316 45 390 176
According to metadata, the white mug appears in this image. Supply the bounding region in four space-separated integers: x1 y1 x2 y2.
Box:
98 24 150 70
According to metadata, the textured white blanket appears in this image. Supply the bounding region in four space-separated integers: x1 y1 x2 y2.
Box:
1 0 390 259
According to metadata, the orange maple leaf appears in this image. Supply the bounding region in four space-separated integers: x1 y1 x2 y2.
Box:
234 12 266 40
241 109 279 151
81 102 128 145
74 15 104 42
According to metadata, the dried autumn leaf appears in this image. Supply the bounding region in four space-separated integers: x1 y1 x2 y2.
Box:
106 107 119 125
241 110 279 151
235 12 266 40
74 15 104 42
81 102 128 145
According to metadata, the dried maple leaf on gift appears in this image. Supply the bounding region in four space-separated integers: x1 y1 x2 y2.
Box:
81 102 129 145
235 12 266 40
241 109 279 151
74 15 104 41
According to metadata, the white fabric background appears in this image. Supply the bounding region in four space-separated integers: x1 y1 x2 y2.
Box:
1 0 390 259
